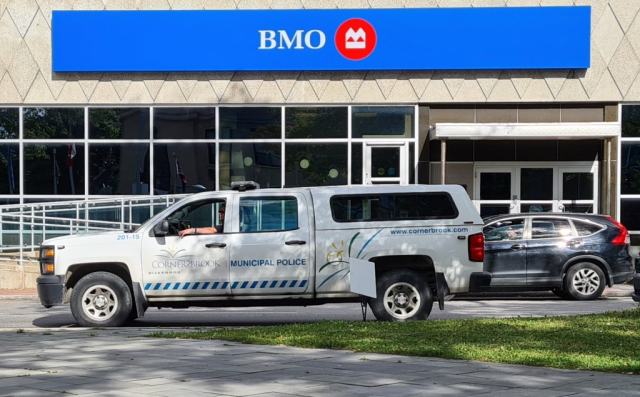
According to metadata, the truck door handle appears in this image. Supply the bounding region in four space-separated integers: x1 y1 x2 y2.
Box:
285 240 306 245
205 242 226 248
511 244 526 250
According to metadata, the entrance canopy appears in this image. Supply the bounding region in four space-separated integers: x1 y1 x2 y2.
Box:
429 122 620 140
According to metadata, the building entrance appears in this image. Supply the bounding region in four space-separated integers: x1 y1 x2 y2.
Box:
364 142 408 185
474 162 598 218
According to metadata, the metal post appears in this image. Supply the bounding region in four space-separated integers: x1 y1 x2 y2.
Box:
440 140 447 184
607 139 612 216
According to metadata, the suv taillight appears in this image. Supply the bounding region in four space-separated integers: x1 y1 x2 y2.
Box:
469 233 485 262
606 216 629 246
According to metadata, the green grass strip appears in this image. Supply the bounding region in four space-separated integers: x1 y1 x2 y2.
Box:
148 309 640 374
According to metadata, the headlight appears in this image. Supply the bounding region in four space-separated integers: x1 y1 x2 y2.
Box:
39 246 55 275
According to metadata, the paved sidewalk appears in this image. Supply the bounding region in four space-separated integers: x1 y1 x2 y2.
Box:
0 328 639 396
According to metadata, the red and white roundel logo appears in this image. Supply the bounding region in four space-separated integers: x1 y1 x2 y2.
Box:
335 18 377 61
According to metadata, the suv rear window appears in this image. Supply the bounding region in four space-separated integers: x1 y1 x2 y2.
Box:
573 220 604 236
330 193 458 222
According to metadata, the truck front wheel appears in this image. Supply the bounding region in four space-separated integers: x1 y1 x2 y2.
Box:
369 269 433 321
70 272 133 327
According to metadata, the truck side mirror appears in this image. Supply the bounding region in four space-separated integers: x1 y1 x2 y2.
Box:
154 220 169 236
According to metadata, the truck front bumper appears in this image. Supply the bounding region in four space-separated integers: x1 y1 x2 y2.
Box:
37 275 66 308
468 272 492 293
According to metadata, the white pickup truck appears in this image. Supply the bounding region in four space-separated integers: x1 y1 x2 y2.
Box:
37 183 490 326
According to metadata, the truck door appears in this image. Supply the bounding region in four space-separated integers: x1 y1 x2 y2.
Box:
141 196 232 297
229 193 310 295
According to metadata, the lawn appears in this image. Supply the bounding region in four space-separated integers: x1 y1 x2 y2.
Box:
149 309 640 374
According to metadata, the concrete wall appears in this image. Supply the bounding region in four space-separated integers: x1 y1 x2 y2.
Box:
0 0 639 105
0 261 38 289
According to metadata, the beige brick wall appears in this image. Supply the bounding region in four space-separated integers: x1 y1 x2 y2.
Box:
0 0 638 104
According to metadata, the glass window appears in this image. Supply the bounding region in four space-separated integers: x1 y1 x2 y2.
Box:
165 200 226 236
532 218 573 239
285 143 347 187
0 144 19 195
562 172 593 200
0 108 19 139
352 107 414 138
562 204 594 213
24 108 84 139
622 105 640 137
351 143 362 184
621 199 640 231
573 220 604 236
153 107 215 140
484 218 525 242
521 168 553 200
239 197 298 233
474 140 515 161
521 203 553 213
516 140 557 161
24 144 84 195
153 143 215 194
622 143 640 194
331 193 457 222
89 108 150 139
480 173 511 200
219 143 281 190
219 107 280 139
480 204 511 218
371 147 400 178
89 143 150 195
286 107 347 139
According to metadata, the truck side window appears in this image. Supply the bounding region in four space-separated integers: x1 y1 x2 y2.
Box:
330 193 457 222
239 197 298 233
165 199 226 235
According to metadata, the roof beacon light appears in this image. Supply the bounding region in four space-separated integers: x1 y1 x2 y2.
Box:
231 181 260 191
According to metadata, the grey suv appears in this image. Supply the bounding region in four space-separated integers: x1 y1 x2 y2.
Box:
483 213 634 300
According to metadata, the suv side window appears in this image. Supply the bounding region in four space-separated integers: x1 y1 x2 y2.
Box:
483 218 525 242
573 220 604 236
532 218 573 239
165 199 226 236
239 196 298 233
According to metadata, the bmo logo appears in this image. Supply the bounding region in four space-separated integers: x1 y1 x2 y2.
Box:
335 19 376 60
258 18 377 61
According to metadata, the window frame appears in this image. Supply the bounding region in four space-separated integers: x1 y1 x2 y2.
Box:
158 198 227 237
238 195 299 234
530 217 575 240
483 217 526 242
329 192 459 223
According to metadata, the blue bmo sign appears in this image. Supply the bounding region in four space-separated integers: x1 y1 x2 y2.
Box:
52 7 590 72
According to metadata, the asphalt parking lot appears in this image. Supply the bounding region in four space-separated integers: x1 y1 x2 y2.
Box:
0 293 636 328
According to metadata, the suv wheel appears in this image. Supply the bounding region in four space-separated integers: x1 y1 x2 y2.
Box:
564 263 606 301
368 269 433 321
70 272 132 327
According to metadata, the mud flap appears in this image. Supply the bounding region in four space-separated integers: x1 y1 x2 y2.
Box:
133 282 148 318
435 273 450 310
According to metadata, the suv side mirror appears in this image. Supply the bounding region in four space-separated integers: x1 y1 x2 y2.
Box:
154 220 169 236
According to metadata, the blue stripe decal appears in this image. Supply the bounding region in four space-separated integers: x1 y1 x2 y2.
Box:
146 279 309 291
280 280 287 288
202 282 210 289
261 281 268 288
154 283 161 290
183 282 191 290
192 282 200 290
173 283 181 290
231 282 238 289
222 282 229 289
163 283 171 290
144 283 151 290
270 281 278 288
212 282 219 289
241 281 249 289
250 281 258 288
300 280 307 288
290 280 298 288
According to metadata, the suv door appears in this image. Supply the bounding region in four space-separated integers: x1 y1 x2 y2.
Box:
483 218 527 286
141 196 232 297
526 217 580 286
229 193 310 295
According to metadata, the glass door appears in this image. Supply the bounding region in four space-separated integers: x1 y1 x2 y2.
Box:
519 167 556 213
474 167 517 217
364 143 408 185
558 166 597 213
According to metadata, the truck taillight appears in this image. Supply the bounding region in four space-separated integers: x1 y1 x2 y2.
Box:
468 233 485 262
606 216 629 246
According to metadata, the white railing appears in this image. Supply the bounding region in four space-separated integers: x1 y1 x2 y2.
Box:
0 195 188 263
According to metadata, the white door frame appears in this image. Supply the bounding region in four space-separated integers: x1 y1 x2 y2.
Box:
364 142 408 185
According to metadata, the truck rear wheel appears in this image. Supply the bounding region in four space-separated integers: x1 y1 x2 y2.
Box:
70 272 132 327
369 269 433 321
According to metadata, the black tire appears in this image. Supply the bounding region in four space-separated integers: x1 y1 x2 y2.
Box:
70 272 133 327
368 269 433 322
564 263 606 301
551 289 573 300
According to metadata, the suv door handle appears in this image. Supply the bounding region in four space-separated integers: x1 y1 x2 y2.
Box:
285 240 306 245
510 244 526 250
205 242 226 248
567 240 582 247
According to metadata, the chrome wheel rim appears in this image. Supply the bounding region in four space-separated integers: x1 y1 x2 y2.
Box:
572 269 600 296
383 282 420 320
81 285 118 322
